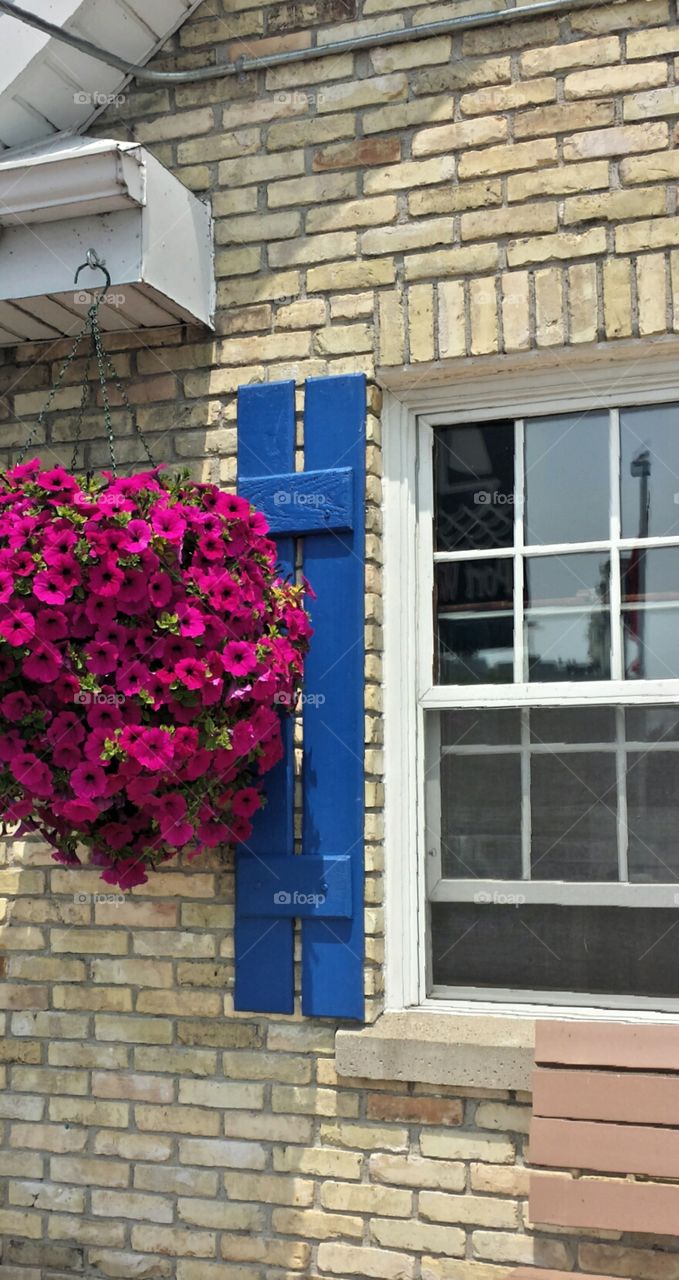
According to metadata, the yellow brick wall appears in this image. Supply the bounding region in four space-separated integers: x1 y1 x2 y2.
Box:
3 0 679 1274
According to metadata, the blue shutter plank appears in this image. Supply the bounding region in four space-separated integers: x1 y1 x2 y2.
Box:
300 374 366 1020
238 855 352 919
239 467 354 536
235 380 296 1014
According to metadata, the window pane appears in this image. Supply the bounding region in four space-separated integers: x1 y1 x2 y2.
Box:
525 553 611 681
627 752 679 884
440 754 522 879
530 706 616 744
622 547 679 679
524 411 609 545
530 751 618 881
620 403 679 539
436 559 513 685
431 903 679 997
441 708 520 746
626 705 679 742
434 422 514 552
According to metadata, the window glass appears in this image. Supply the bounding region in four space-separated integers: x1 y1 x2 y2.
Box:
434 422 514 552
435 560 513 685
620 403 679 539
525 553 611 681
524 411 609 545
622 547 679 679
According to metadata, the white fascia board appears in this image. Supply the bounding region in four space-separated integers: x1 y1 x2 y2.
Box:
0 138 214 340
0 139 145 225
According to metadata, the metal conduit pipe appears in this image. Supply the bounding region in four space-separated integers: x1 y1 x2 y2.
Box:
0 0 616 85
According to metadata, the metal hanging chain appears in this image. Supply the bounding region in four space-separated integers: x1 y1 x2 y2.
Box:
19 249 156 475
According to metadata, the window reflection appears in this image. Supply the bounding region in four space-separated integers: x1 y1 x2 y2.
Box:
436 559 513 684
525 553 611 681
524 411 609 545
434 422 514 552
620 404 679 540
622 547 679 679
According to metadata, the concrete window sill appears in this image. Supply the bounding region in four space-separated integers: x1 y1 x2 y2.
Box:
335 1011 535 1091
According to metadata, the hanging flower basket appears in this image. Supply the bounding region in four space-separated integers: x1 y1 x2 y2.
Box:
0 460 311 889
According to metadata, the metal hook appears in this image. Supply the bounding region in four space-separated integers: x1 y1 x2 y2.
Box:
74 249 112 310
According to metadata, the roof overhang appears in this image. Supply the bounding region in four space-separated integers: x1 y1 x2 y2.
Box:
0 135 214 345
0 0 204 152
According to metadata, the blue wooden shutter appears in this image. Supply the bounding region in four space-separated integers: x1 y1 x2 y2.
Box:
235 374 366 1021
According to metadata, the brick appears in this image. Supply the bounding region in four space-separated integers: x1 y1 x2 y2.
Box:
177 1021 261 1050
94 1132 173 1163
312 137 401 170
569 262 599 343
224 1170 314 1205
0 870 44 894
307 194 397 232
269 231 357 268
96 1015 173 1045
563 122 668 160
220 1235 310 1267
178 1138 267 1169
0 983 47 1012
364 96 452 135
137 991 222 1017
92 1072 174 1103
420 1132 515 1162
408 284 434 362
322 1180 412 1216
87 1251 174 1279
318 73 408 113
92 1189 173 1223
177 128 260 165
11 1122 87 1153
54 985 132 1013
307 260 395 291
13 1011 88 1038
625 84 679 120
471 1163 530 1196
564 186 666 223
501 272 530 352
461 202 556 241
178 1198 263 1230
520 34 620 74
135 1046 219 1075
273 1205 364 1239
0 1093 43 1120
317 1242 416 1279
515 100 615 138
571 0 669 32
218 151 304 187
9 1179 84 1213
617 215 679 252
268 113 356 150
136 108 213 142
420 1190 520 1227
565 62 666 98
50 1042 127 1069
461 78 555 115
12 1066 88 1095
366 1095 464 1125
133 930 215 958
508 227 606 267
628 26 679 57
0 927 45 951
405 244 497 282
178 1080 265 1109
469 277 498 355
0 1151 43 1178
621 152 679 183
50 1097 128 1128
0 1208 43 1238
136 1105 220 1136
369 1154 466 1190
274 1145 363 1178
315 323 373 356
51 928 127 955
51 1156 129 1187
412 116 508 156
362 219 453 256
438 279 466 358
472 1231 572 1268
638 252 667 335
508 160 609 200
459 138 556 179
535 268 564 347
410 179 501 217
131 1227 216 1258
370 33 452 72
268 171 356 208
217 211 301 244
365 156 456 194
372 1219 466 1255
135 1165 218 1197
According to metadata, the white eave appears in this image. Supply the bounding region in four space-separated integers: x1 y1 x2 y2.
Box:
0 135 215 345
0 0 204 152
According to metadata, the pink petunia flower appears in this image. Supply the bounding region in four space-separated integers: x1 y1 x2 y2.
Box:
221 641 258 678
71 762 107 799
0 609 35 645
151 506 185 541
23 645 62 683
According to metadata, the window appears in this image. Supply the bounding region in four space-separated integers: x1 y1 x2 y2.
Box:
418 400 679 1008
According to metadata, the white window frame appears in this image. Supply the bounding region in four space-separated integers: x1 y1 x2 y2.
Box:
382 341 679 1019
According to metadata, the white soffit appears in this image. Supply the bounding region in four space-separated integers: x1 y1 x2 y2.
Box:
0 0 205 152
0 136 215 345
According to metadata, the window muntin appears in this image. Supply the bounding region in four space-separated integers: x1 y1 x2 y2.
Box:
425 403 679 1004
